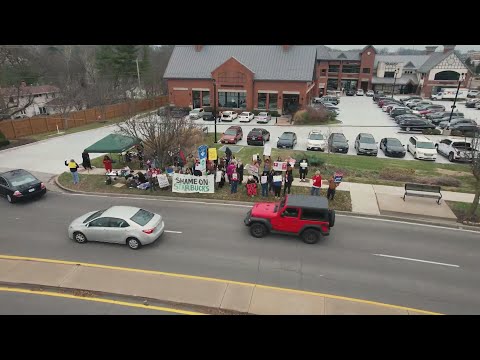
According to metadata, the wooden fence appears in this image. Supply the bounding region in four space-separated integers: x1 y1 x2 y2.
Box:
0 96 168 139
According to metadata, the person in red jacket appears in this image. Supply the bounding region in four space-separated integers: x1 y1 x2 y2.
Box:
103 155 113 173
310 170 322 196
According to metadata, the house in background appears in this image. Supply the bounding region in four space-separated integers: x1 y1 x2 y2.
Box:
0 81 59 119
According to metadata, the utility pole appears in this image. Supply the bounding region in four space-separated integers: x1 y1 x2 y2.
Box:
136 58 141 90
213 79 217 143
448 72 466 127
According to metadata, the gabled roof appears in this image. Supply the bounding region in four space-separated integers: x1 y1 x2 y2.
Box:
374 55 431 69
0 85 59 97
417 51 451 73
404 61 415 68
337 53 347 59
164 45 317 81
318 50 361 61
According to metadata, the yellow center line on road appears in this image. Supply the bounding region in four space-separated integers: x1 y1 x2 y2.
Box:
0 286 204 315
0 254 441 315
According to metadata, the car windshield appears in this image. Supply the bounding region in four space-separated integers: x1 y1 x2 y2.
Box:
259 112 268 116
332 135 345 141
453 142 471 148
83 210 105 224
222 112 231 117
250 130 262 135
191 109 200 113
9 173 37 187
240 112 249 116
130 209 154 226
309 133 324 140
280 133 293 140
417 142 435 149
387 139 402 146
224 129 237 135
360 137 375 144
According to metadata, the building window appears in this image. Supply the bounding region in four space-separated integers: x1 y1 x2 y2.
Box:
258 93 267 109
434 71 460 81
201 91 210 107
328 65 339 73
20 109 26 115
342 65 360 73
362 68 370 74
384 71 395 78
38 107 47 114
321 69 326 75
269 93 278 110
192 90 201 108
219 92 246 109
327 79 338 90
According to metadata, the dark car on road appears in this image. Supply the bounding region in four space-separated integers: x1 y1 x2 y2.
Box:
277 132 297 149
399 118 436 132
202 112 216 121
0 169 47 204
328 133 349 153
354 133 378 156
380 137 406 158
247 128 270 146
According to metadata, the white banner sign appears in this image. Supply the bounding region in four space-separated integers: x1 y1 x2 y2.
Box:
273 161 287 171
263 144 272 156
157 174 170 188
172 173 214 193
273 175 283 183
245 164 259 176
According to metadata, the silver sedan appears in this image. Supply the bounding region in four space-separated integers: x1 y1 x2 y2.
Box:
68 206 165 250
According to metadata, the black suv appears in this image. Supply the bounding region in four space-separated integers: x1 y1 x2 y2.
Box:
202 112 216 121
398 118 436 132
328 133 349 153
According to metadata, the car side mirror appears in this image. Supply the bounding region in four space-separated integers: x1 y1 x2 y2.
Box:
85 222 90 227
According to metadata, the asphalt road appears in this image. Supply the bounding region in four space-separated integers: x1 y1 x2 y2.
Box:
1 191 479 314
0 289 178 315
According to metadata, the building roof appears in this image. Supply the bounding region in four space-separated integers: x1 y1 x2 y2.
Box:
84 134 141 153
374 55 431 69
315 45 361 61
286 194 329 209
164 45 317 81
0 84 59 97
417 51 451 73
371 74 419 85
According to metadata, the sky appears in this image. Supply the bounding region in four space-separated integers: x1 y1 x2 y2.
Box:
329 45 480 52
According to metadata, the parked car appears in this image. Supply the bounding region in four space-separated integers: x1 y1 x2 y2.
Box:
328 133 349 153
395 114 422 124
354 133 378 156
465 98 480 108
244 194 335 244
399 118 436 132
366 90 375 97
405 99 424 108
449 123 480 136
68 206 164 250
379 138 406 158
346 89 356 96
373 93 386 102
0 169 47 204
390 108 413 118
476 102 480 110
256 112 271 123
322 103 339 111
411 101 433 110
356 89 365 96
277 132 297 149
247 128 270 146
238 111 255 123
406 136 437 160
321 95 339 105
306 130 327 151
221 111 238 122
401 96 422 104
438 118 476 130
414 104 446 116
189 108 204 119
220 126 243 144
467 90 479 98
436 138 475 162
431 115 464 126
425 111 464 121
202 112 216 121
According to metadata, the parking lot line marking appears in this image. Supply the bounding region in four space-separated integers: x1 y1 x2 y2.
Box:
0 254 441 315
372 253 460 268
0 286 204 315
164 230 182 234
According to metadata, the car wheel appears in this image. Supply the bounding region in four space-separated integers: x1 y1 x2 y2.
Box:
329 210 335 228
74 232 87 244
301 229 320 244
448 152 455 162
250 223 268 238
127 237 141 250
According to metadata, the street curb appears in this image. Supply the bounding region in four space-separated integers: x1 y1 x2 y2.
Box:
54 175 480 232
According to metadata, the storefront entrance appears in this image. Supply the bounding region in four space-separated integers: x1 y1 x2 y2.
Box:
282 94 299 114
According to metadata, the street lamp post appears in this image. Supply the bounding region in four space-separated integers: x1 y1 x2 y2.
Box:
213 79 217 143
391 67 400 98
448 72 466 127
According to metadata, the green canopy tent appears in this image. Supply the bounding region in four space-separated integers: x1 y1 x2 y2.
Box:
84 134 141 153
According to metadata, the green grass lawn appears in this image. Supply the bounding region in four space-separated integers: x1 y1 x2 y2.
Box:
58 172 352 212
446 200 480 223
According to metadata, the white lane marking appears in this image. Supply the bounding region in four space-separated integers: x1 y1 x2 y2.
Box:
337 214 480 235
372 253 460 268
164 230 182 234
60 192 479 234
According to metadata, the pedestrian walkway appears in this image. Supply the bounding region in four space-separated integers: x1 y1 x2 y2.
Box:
0 255 438 315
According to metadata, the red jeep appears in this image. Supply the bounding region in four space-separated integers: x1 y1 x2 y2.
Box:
244 194 335 244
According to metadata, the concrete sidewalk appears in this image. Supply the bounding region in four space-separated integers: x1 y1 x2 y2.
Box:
0 255 437 315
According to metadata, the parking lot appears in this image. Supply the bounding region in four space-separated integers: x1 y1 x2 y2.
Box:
186 95 479 164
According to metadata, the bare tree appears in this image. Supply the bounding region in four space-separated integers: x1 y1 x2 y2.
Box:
116 111 204 168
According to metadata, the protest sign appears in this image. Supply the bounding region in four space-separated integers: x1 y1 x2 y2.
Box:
245 164 259 176
157 174 170 188
273 175 282 183
273 161 287 171
215 170 222 183
263 144 272 156
261 176 268 184
198 145 208 160
172 173 214 193
208 148 217 161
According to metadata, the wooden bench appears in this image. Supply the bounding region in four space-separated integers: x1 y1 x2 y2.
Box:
403 183 442 205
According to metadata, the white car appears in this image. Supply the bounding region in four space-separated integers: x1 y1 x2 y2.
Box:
436 138 475 162
407 135 437 161
306 130 327 151
467 90 479 98
476 102 480 110
256 112 272 123
221 111 238 122
238 111 254 122
189 108 204 119
366 90 375 97
356 89 364 96
405 99 423 107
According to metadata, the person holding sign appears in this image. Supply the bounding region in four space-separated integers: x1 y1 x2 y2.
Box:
327 174 339 200
311 170 322 196
237 160 244 184
283 164 294 196
246 176 257 197
272 171 283 198
230 170 239 194
299 158 308 182
260 171 269 197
